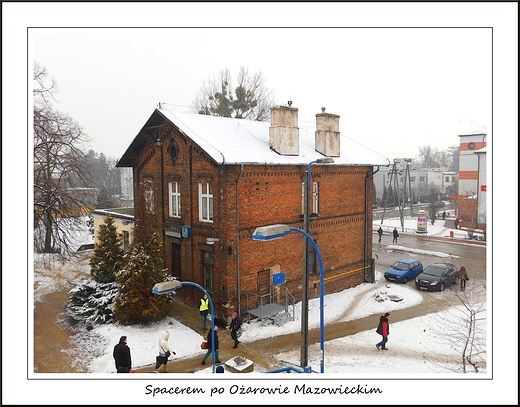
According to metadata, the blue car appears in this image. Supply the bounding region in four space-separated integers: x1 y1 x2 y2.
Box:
384 259 424 283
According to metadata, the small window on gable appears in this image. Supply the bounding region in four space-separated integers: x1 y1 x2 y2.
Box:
168 140 179 163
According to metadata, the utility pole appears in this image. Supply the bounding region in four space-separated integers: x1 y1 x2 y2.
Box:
381 159 401 225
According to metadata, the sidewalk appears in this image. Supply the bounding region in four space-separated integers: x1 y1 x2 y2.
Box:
133 281 450 374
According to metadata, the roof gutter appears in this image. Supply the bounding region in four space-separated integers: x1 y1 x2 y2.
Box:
364 166 380 283
235 164 244 317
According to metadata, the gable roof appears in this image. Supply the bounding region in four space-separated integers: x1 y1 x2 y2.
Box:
117 105 390 167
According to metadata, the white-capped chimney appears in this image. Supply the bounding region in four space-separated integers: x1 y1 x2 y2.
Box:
269 104 299 156
315 110 340 157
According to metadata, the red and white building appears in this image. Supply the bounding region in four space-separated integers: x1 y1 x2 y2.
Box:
457 132 487 229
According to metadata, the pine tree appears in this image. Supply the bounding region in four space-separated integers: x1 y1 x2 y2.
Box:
90 215 124 283
114 232 172 325
66 278 118 326
66 215 124 327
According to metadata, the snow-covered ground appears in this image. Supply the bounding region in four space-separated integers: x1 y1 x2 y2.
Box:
32 216 486 375
7 216 515 405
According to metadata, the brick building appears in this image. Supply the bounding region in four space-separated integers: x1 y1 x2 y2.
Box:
116 104 389 320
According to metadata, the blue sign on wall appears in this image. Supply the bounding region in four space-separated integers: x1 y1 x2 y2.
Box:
273 272 285 285
181 226 191 238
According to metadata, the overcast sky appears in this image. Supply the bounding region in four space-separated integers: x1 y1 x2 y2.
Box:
24 4 498 162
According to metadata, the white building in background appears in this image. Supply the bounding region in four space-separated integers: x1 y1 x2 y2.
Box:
373 163 457 205
119 167 134 207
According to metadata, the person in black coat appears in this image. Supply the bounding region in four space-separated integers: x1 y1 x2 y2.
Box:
113 335 132 373
377 227 383 243
229 312 241 349
392 228 399 244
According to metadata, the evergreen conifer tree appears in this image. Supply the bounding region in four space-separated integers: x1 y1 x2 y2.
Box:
66 215 125 326
90 215 124 283
114 232 172 325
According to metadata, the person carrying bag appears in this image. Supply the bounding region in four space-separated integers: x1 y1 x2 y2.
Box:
155 330 176 373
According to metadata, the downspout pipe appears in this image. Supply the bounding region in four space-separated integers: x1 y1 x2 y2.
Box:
365 166 380 283
235 165 244 317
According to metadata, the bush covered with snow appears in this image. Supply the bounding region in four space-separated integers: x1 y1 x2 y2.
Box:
66 278 118 327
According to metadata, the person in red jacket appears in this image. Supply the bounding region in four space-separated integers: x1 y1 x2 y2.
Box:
375 313 390 350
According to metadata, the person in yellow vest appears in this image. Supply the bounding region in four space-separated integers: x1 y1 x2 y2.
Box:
199 295 209 333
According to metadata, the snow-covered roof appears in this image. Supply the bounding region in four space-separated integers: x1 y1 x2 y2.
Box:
458 130 487 137
157 106 390 166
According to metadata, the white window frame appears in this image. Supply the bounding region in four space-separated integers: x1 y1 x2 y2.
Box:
198 182 213 222
312 181 319 214
168 181 181 217
301 181 319 214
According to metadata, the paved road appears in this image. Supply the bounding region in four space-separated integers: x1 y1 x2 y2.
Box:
373 231 487 281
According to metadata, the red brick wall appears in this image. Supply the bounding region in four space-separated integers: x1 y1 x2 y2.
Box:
131 124 375 317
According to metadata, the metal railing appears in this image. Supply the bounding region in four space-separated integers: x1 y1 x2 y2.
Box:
245 288 295 326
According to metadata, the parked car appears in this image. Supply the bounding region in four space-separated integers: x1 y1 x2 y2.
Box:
384 259 424 283
415 263 459 291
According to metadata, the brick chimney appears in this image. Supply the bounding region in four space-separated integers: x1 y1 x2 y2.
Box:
315 111 340 157
269 105 299 156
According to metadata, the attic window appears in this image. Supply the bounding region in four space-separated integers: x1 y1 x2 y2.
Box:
168 140 179 163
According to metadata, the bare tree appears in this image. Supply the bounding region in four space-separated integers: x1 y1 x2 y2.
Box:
84 150 121 205
447 145 460 171
33 62 92 256
419 145 455 169
422 284 487 373
191 66 275 121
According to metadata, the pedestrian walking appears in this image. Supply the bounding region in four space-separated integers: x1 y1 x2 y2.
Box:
375 313 390 350
392 228 399 244
442 211 446 220
458 266 469 291
229 312 241 349
199 294 209 333
113 335 132 373
377 227 383 243
157 330 176 373
201 326 221 365
455 216 462 229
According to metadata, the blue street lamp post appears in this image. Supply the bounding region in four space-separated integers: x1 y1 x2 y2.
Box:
302 157 333 369
152 280 216 373
252 224 325 373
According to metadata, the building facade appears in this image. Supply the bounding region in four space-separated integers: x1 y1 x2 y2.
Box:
457 132 487 229
92 207 135 251
117 104 389 319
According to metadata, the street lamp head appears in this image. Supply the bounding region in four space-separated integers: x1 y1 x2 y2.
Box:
252 224 291 241
152 280 182 294
206 237 220 245
316 157 334 164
